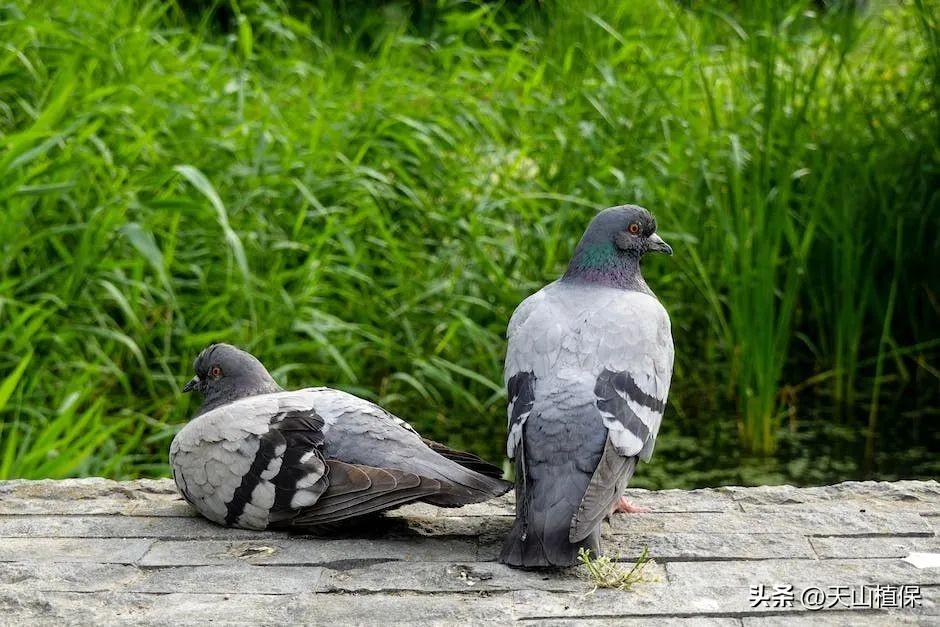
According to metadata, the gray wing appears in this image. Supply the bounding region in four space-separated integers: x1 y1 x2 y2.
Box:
301 388 511 507
318 391 502 478
282 461 443 526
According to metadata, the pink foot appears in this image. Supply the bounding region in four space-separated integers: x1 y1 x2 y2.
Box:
613 496 652 514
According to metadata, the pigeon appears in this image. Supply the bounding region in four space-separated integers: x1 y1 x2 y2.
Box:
498 205 674 568
170 344 511 530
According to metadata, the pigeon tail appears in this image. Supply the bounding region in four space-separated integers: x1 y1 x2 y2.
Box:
399 447 511 507
422 439 504 479
499 516 600 568
498 455 598 568
421 470 511 507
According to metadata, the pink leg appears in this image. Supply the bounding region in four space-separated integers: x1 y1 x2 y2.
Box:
613 496 652 514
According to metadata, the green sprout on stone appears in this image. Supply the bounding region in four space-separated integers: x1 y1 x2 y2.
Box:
578 546 655 593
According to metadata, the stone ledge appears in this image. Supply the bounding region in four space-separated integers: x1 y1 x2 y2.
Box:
0 478 937 624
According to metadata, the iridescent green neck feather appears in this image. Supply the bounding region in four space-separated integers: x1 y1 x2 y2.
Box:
563 241 649 293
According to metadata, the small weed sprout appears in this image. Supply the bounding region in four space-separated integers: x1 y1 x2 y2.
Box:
577 547 655 593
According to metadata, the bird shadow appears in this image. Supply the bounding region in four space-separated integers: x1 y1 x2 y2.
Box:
281 513 424 540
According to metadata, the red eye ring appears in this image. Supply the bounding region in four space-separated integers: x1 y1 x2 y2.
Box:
209 366 222 379
628 223 641 235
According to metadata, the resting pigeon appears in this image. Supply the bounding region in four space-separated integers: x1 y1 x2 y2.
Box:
499 205 674 568
170 344 511 530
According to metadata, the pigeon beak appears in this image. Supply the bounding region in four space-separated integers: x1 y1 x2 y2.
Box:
647 233 673 256
182 376 200 394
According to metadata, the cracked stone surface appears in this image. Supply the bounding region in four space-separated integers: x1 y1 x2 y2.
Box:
0 478 937 624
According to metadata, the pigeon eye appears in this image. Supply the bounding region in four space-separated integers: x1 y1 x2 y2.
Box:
628 223 641 235
209 366 222 379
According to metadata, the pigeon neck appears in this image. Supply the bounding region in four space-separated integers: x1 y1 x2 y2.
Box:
196 378 283 416
562 241 652 294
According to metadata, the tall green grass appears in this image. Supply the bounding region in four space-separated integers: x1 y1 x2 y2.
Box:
0 0 936 482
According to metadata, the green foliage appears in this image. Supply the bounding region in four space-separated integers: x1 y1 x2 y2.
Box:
0 0 936 481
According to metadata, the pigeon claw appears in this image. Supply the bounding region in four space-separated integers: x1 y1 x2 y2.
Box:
613 496 652 514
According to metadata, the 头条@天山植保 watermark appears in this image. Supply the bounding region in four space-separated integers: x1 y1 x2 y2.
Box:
749 583 923 611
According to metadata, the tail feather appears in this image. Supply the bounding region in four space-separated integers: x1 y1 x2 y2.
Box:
421 438 505 479
410 448 511 507
421 471 511 507
499 504 600 568
498 453 598 568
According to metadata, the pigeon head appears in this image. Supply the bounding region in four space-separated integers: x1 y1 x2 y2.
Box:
562 205 672 292
183 343 281 414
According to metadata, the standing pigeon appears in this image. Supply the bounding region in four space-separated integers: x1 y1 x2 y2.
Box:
499 205 674 568
170 344 510 530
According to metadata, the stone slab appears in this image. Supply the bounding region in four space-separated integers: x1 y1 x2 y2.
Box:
131 564 324 595
511 587 766 619
511 585 938 620
319 559 666 594
0 497 195 517
480 532 815 563
810 535 940 559
0 589 516 624
444 494 514 517
0 478 177 500
294 591 514 624
607 511 932 536
0 478 937 624
605 532 816 561
0 562 139 593
0 478 193 518
621 487 742 513
398 514 512 543
0 589 312 625
666 558 940 587
0 515 280 540
4 586 930 623
0 538 154 565
444 488 741 515
730 481 940 514
536 619 744 626
923 515 940 535
138 537 481 567
741 615 932 626
0 562 324 595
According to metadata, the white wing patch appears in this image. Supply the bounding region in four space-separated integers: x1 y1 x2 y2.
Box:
595 368 667 460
